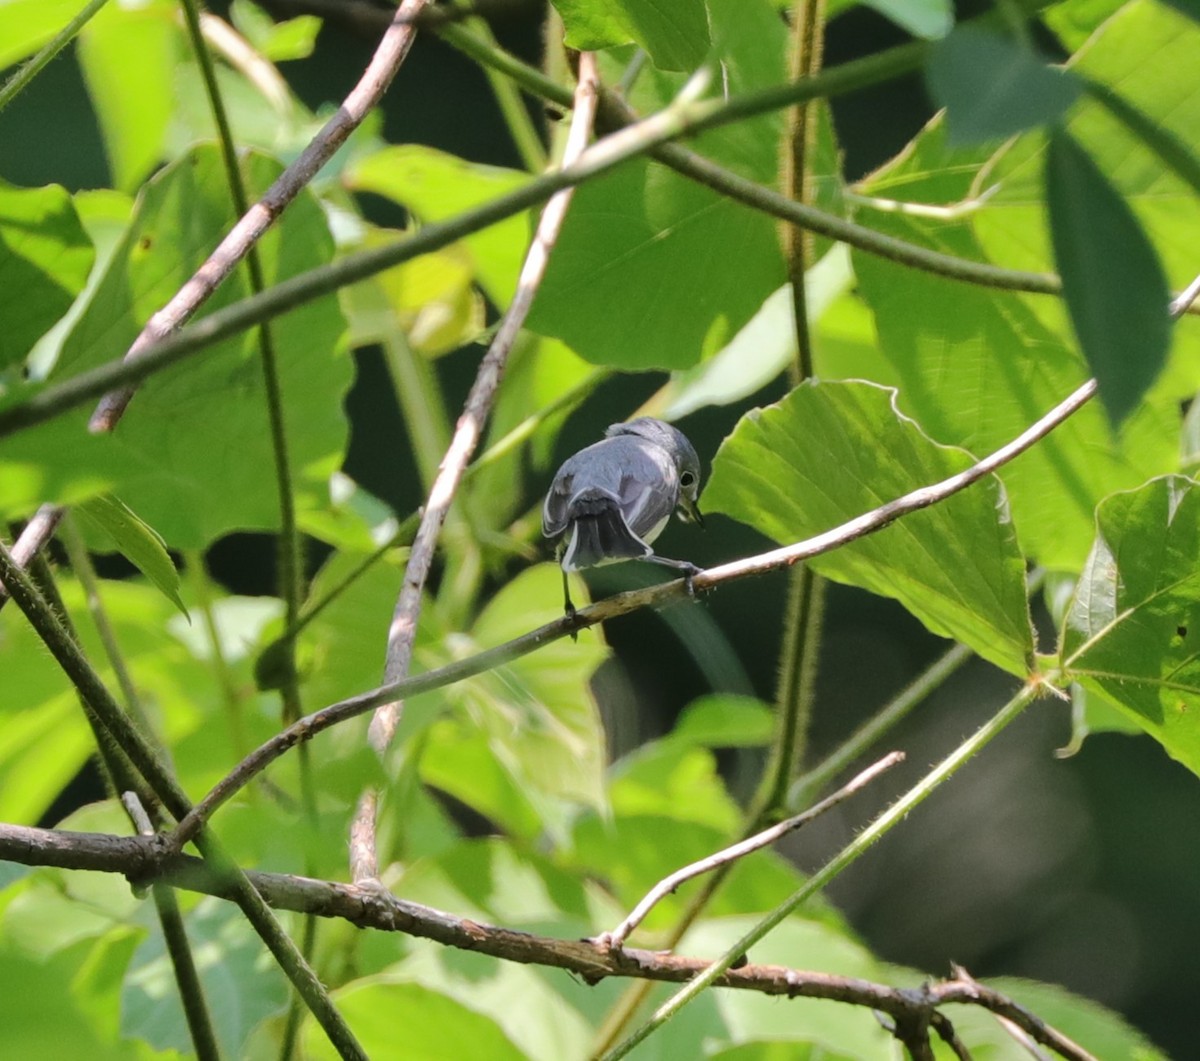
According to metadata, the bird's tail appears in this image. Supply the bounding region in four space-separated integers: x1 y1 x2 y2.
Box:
561 491 651 571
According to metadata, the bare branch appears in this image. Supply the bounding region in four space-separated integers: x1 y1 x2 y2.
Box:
0 820 1098 1061
599 751 905 950
347 51 602 883
88 0 432 431
0 504 64 609
170 377 1096 847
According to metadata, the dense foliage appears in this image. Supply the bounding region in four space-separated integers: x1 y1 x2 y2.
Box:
1 0 1198 1057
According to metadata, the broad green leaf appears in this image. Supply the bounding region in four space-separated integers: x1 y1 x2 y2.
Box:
550 0 709 70
379 938 597 1061
926 27 1082 144
688 916 893 1058
0 180 94 369
528 0 791 370
77 1 179 189
74 494 185 615
984 977 1167 1059
609 740 742 832
0 0 98 67
1045 129 1171 426
0 146 351 547
853 121 1180 572
0 578 227 824
671 694 775 746
1061 476 1200 776
0 934 150 1060
122 897 288 1058
655 246 855 421
304 980 530 1061
705 380 1034 675
345 145 530 307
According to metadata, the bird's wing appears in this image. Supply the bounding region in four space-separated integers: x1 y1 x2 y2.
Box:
615 441 678 544
542 466 575 538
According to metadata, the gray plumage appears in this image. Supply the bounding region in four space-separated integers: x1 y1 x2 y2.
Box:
543 418 703 615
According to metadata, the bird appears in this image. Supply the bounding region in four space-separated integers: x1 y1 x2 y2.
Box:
542 417 704 617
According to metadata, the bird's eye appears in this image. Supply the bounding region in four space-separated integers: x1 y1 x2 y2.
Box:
680 471 696 488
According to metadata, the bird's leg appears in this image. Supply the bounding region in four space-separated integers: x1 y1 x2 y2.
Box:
561 567 580 641
642 554 702 597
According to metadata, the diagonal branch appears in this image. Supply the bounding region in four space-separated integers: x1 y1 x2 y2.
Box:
0 819 1096 1061
169 377 1097 848
348 51 601 883
88 0 432 431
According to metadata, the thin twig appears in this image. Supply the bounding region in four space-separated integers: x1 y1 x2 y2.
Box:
599 752 904 950
170 377 1095 847
88 0 432 430
0 504 64 608
348 51 602 884
368 50 601 752
0 819 1097 1061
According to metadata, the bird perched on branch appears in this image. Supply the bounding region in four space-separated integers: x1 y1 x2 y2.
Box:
543 417 704 617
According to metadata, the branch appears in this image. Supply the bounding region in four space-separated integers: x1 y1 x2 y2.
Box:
0 820 1096 1061
599 752 904 950
348 51 602 884
0 504 64 609
170 377 1096 848
87 0 432 431
0 0 110 112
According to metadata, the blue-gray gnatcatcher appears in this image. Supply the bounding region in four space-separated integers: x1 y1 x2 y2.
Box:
543 417 704 616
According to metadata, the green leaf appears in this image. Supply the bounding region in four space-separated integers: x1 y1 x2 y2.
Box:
529 0 791 370
926 27 1082 145
122 897 288 1057
0 145 351 548
671 694 775 747
74 494 185 616
852 121 1180 572
230 0 320 62
0 180 94 370
1061 476 1200 777
77 0 179 189
0 0 99 67
345 145 530 307
1045 129 1172 426
705 380 1034 675
550 0 709 70
866 0 953 40
688 916 893 1058
304 980 530 1061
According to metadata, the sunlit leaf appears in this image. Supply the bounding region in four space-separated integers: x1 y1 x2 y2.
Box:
230 0 320 61
0 180 94 370
304 979 530 1061
77 1 179 189
345 145 530 307
1061 476 1200 777
550 0 710 70
706 380 1034 675
0 145 351 547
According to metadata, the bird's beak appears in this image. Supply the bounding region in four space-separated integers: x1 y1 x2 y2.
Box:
679 495 705 528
